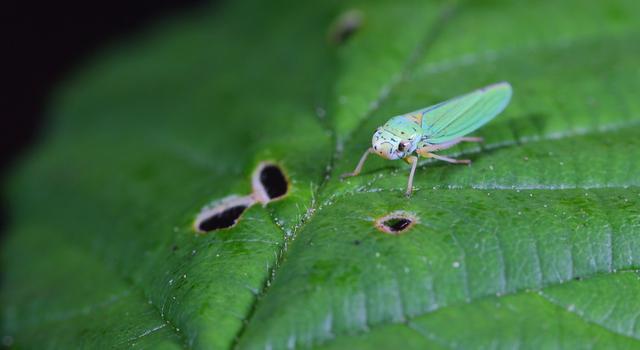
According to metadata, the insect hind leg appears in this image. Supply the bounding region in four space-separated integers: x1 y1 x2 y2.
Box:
428 153 471 164
459 136 483 143
421 137 483 152
416 140 474 164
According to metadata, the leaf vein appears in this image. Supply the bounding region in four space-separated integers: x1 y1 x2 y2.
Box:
537 291 640 342
313 269 640 348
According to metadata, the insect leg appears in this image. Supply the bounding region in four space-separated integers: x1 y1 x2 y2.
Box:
422 137 483 152
341 148 373 179
427 152 471 164
404 155 418 197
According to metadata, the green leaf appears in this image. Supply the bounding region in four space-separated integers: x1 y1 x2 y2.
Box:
3 0 640 349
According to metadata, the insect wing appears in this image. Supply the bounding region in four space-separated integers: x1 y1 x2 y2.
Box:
420 82 512 144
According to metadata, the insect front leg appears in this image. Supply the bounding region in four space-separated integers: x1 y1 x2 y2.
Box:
403 155 419 197
341 148 373 179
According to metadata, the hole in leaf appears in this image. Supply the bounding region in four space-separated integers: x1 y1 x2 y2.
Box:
260 165 288 199
328 9 363 45
194 195 255 233
199 205 247 232
375 211 418 235
252 162 289 204
384 218 412 231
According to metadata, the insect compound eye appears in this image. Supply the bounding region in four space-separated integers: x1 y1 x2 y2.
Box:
397 143 405 152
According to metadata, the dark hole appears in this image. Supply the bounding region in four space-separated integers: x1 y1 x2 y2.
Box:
172 245 178 252
353 240 361 245
383 218 412 232
330 10 363 45
334 24 359 44
198 205 248 232
260 165 288 199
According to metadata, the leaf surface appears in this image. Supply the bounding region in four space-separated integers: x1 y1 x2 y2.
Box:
3 0 640 349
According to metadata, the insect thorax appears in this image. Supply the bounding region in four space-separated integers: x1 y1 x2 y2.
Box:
382 115 423 142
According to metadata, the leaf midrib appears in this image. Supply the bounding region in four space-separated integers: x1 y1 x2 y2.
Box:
232 3 461 348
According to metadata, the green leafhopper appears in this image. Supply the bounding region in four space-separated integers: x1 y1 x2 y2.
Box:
342 82 513 196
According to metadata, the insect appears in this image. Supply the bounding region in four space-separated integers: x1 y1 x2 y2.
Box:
342 82 513 196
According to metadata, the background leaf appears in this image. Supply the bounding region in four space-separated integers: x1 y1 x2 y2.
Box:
3 0 640 349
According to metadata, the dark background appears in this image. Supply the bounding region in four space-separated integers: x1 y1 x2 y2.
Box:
1 0 207 235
